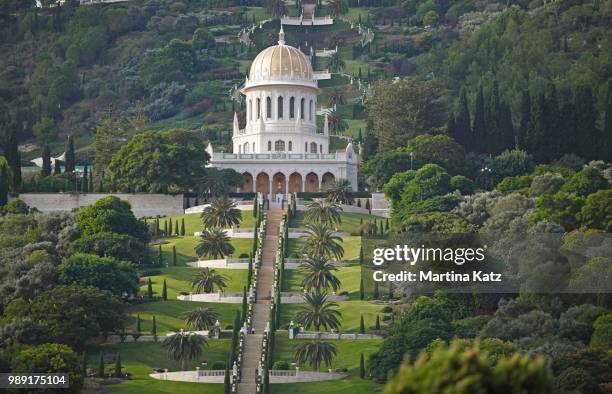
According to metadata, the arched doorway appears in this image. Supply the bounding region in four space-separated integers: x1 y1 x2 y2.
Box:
241 172 253 193
256 172 270 196
321 172 335 190
305 172 319 192
288 172 302 193
272 172 286 196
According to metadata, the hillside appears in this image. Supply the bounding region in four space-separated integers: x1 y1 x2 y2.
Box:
0 0 610 166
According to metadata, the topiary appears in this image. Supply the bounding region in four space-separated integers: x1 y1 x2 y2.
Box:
272 361 289 370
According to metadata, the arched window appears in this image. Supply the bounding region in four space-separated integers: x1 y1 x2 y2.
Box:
300 98 305 119
238 144 242 153
267 141 272 151
288 141 292 151
274 140 285 152
266 97 271 119
243 142 249 153
252 142 255 152
310 142 317 153
305 142 308 152
289 97 295 118
256 98 261 119
277 96 284 119
249 100 252 121
309 100 313 121
320 144 323 154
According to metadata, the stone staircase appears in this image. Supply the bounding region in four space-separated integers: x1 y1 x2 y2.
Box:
237 209 284 394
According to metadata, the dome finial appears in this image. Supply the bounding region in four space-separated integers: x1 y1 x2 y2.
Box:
278 26 285 45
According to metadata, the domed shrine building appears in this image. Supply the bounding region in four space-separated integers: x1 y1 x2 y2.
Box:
208 28 358 200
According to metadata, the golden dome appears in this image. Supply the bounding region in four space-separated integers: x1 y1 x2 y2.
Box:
248 28 313 83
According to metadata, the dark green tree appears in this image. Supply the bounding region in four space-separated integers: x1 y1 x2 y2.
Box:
517 91 531 150
158 245 163 266
359 315 365 334
65 135 75 173
180 218 185 236
169 218 173 236
42 144 52 177
147 278 153 298
472 85 486 153
603 81 612 162
113 354 122 378
360 352 365 379
574 85 598 160
0 161 8 207
360 277 365 300
375 315 381 330
98 352 105 378
162 279 167 301
172 245 177 266
82 162 89 193
152 315 157 340
455 87 471 149
136 315 141 333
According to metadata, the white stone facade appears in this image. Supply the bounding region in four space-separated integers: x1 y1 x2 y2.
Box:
210 29 358 198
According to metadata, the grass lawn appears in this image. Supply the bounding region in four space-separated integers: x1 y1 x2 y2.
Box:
286 237 361 262
127 300 242 335
86 341 229 393
151 212 256 235
282 265 363 296
270 335 383 393
279 300 387 333
289 212 379 236
153 236 254 266
128 266 247 334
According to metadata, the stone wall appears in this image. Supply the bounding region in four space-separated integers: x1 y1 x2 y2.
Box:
16 193 184 218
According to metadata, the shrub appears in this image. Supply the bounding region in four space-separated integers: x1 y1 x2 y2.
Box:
272 361 289 370
211 361 226 370
450 175 474 194
382 306 393 313
2 199 31 215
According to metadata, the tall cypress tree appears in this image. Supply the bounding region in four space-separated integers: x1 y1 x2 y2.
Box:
5 128 21 190
518 90 531 150
152 316 157 340
41 144 51 177
65 135 75 173
158 245 163 265
180 218 185 236
545 83 560 161
362 120 378 160
574 84 598 160
455 87 471 149
499 102 515 152
359 315 365 334
172 245 177 266
168 218 173 236
446 112 457 140
359 353 365 379
147 278 153 298
472 85 487 153
528 93 548 163
0 162 8 207
603 81 612 162
98 352 105 378
136 315 141 333
82 162 89 193
161 279 167 301
114 354 122 378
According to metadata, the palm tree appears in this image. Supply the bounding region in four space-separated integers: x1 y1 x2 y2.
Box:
300 255 341 293
326 110 348 134
201 197 242 229
302 223 344 260
327 0 348 17
326 51 345 73
295 293 342 331
162 330 207 371
294 340 337 371
191 268 228 294
304 200 342 226
325 179 353 205
195 228 235 259
181 307 220 330
327 89 346 107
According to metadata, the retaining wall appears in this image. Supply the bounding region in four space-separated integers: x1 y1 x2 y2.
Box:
16 193 184 218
